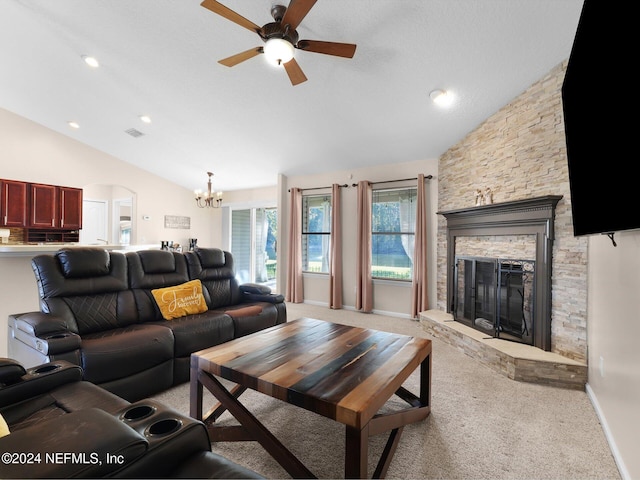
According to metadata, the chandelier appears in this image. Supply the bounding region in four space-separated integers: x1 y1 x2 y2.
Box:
194 172 223 208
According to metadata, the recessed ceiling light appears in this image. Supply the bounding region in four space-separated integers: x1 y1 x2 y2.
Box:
81 55 100 68
139 115 152 124
68 121 80 129
430 89 454 107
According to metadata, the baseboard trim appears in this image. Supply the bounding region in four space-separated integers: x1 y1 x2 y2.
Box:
586 383 629 480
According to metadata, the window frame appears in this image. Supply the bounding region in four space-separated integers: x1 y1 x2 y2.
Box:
370 186 417 282
229 205 277 286
301 193 332 274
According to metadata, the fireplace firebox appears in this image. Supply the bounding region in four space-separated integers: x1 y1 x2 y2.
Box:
454 256 535 345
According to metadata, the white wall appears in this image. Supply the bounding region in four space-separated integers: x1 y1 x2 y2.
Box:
279 159 439 317
587 230 640 480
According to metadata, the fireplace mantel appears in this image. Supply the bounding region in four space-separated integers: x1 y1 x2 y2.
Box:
438 195 562 351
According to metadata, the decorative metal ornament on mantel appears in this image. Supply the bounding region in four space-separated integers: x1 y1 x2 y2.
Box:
194 172 223 208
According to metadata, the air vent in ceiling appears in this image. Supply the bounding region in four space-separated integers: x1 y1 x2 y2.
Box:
125 128 144 138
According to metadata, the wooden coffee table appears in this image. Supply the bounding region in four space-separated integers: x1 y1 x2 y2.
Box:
190 317 432 479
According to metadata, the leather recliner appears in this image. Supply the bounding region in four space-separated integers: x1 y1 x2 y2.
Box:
13 248 175 401
0 357 263 479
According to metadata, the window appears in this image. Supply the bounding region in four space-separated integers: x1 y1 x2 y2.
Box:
302 194 331 273
371 187 416 280
231 207 277 287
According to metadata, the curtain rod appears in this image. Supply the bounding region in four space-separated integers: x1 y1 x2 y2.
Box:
351 174 433 187
288 184 348 193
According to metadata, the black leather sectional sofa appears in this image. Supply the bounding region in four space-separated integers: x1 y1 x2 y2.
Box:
0 357 263 478
8 247 286 401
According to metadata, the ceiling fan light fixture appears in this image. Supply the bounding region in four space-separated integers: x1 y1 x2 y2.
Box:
263 38 294 66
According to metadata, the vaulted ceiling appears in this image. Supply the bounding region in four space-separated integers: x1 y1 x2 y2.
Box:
0 1 584 192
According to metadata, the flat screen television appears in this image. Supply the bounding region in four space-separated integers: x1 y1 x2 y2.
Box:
561 0 637 238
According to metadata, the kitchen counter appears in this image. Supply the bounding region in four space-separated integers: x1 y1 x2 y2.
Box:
0 244 159 257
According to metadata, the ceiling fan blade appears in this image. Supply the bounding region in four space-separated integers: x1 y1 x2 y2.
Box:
200 0 261 34
281 0 317 31
297 40 357 58
218 47 263 67
283 58 308 85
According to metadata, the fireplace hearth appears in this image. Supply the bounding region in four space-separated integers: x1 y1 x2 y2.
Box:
438 195 562 351
454 255 535 345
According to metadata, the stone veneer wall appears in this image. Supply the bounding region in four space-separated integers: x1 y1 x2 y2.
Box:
437 61 588 363
455 235 536 260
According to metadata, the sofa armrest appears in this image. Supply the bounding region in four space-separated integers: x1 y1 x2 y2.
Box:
0 358 26 385
239 283 272 295
11 311 70 337
10 312 81 357
0 360 83 407
241 292 285 304
0 408 148 478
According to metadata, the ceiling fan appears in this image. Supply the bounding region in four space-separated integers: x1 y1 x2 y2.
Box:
200 0 357 85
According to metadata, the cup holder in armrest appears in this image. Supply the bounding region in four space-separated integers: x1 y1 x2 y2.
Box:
110 400 212 478
120 404 157 422
31 363 62 374
114 399 207 460
145 418 183 437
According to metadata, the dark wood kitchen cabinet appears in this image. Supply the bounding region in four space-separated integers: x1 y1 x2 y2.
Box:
29 184 83 229
59 186 83 229
29 183 58 228
1 179 28 227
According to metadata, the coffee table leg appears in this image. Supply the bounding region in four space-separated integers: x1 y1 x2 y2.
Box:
344 350 432 479
420 350 432 407
345 423 369 479
372 426 404 479
190 356 203 420
199 370 316 479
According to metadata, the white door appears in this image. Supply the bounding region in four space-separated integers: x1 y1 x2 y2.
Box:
80 199 108 244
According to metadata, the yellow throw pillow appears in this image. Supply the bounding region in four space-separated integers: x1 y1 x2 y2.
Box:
151 279 208 320
0 412 9 438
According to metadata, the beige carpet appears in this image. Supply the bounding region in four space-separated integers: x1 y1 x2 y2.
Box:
152 303 620 479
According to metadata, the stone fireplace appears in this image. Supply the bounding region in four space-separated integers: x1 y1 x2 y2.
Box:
420 62 588 389
439 195 561 351
421 195 587 389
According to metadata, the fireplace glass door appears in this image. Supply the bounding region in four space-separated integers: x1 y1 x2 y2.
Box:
497 260 535 344
454 256 535 345
455 257 497 335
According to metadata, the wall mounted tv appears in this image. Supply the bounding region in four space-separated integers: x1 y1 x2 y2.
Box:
561 0 636 238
